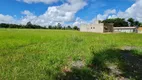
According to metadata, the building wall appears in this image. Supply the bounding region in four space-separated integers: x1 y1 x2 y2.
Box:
80 23 104 33
113 27 136 33
137 27 142 33
80 23 136 33
114 29 134 33
80 24 89 32
104 23 114 32
138 30 142 33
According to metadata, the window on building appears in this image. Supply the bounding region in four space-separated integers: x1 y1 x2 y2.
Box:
93 27 95 29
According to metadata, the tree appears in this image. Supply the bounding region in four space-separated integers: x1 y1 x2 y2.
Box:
57 23 62 29
98 20 102 23
67 26 72 29
53 26 57 29
73 26 79 30
134 21 140 27
0 23 9 28
103 18 128 27
62 26 66 30
26 21 33 28
127 18 135 26
26 21 32 26
33 24 42 29
0 22 45 29
48 25 52 29
140 23 142 27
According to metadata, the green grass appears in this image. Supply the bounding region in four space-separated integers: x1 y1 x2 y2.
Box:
0 29 142 80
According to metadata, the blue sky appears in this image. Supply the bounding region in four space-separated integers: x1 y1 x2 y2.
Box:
0 0 141 26
76 0 134 20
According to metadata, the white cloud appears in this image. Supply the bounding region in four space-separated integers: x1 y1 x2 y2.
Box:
93 0 142 22
73 17 88 26
104 9 116 15
0 14 15 23
17 0 59 4
2 0 142 26
20 10 38 24
92 9 116 21
117 0 142 21
21 10 34 16
19 0 87 26
73 9 116 26
108 15 117 19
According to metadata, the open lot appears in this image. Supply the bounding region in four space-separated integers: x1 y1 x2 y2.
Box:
0 29 142 80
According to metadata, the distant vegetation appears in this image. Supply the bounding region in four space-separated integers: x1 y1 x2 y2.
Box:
0 22 79 30
102 18 142 27
0 18 142 30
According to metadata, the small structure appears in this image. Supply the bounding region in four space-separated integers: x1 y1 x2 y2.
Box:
80 21 137 33
80 21 113 33
137 27 142 33
113 27 136 33
104 23 114 32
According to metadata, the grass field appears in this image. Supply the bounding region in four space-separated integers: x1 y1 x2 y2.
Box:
0 29 142 80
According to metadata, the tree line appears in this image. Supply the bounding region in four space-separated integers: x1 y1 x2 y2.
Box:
0 22 79 30
0 18 142 29
102 18 142 27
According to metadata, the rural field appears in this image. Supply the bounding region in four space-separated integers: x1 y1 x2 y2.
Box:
0 29 142 80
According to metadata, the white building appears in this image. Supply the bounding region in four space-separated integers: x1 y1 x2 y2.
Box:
80 22 104 33
138 27 142 33
80 21 113 33
80 21 136 33
113 27 136 33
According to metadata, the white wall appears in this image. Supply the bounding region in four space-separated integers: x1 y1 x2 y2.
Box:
113 28 135 33
138 30 142 33
80 23 104 33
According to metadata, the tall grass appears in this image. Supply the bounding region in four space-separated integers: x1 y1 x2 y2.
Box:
0 29 142 80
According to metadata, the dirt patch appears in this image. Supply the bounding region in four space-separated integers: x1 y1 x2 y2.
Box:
58 47 142 80
71 60 85 69
119 47 142 79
